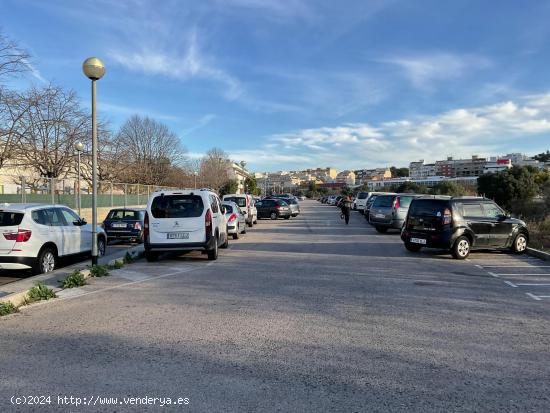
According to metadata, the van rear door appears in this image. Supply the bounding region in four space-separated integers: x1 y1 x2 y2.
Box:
149 195 206 243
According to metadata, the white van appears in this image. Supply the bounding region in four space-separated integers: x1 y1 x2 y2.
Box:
144 190 228 261
222 194 257 227
355 192 370 214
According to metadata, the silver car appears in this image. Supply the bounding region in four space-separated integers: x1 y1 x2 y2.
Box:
368 194 424 233
221 201 247 239
281 197 300 217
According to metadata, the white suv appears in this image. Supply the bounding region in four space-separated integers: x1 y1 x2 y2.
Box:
0 203 107 274
144 189 228 262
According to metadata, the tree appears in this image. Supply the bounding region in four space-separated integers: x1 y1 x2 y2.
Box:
430 181 469 196
396 182 424 193
244 176 258 194
477 166 539 210
0 88 30 170
17 85 88 179
199 148 231 191
534 150 550 163
390 166 409 178
0 30 30 82
219 179 238 196
116 115 186 185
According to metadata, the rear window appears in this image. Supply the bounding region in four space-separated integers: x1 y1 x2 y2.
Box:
107 210 142 220
224 197 246 207
357 192 368 199
222 203 235 213
409 200 450 216
0 211 24 226
398 196 415 208
276 200 289 206
373 195 395 208
282 198 297 205
151 195 204 218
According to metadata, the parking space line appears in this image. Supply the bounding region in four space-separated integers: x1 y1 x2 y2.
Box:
503 280 518 288
479 265 550 268
515 283 550 286
487 273 550 276
487 271 500 278
526 293 542 301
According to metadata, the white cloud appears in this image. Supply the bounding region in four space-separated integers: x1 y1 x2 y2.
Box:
377 52 492 89
235 92 550 170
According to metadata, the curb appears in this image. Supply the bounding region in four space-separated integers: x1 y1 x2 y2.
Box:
0 245 144 311
526 247 550 261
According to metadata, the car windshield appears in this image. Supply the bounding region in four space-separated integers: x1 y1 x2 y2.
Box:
0 211 24 226
398 196 415 208
222 204 235 213
409 200 450 216
107 210 142 220
373 196 395 208
151 195 204 218
224 197 246 207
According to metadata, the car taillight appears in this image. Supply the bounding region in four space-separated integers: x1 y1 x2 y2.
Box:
443 208 452 225
3 229 32 242
275 205 281 209
205 209 212 238
134 222 142 230
393 197 400 209
228 213 237 222
143 212 149 238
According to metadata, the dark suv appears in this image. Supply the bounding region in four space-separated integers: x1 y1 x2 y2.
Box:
401 196 529 259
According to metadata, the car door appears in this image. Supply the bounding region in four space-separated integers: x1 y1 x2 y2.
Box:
255 201 265 218
58 207 88 254
482 202 512 247
44 208 67 255
460 202 492 247
209 195 222 242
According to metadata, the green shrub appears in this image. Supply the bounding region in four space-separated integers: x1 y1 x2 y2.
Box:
27 282 56 303
107 260 124 270
61 270 86 288
89 265 110 277
123 252 134 264
0 302 17 316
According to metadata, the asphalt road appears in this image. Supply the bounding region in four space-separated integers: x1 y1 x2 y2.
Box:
1 201 549 412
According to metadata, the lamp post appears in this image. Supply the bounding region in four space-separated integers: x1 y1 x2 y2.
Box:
82 57 105 266
194 171 198 189
75 141 84 216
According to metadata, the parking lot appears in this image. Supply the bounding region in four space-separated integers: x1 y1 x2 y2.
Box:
1 200 549 412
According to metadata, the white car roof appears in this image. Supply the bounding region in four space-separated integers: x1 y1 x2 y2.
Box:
0 203 70 211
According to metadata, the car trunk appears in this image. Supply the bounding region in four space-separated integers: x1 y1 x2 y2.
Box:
369 196 395 224
0 210 25 254
149 195 206 243
406 199 451 233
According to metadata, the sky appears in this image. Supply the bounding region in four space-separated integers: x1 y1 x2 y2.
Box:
2 0 550 172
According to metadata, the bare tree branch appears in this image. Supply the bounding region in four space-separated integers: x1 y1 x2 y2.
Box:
0 30 31 82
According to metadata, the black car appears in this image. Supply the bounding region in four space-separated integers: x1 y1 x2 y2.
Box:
255 199 292 220
401 196 529 259
102 208 145 243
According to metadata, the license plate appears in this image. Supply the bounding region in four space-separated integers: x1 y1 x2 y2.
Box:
167 232 189 240
410 237 427 245
375 213 385 218
112 223 127 228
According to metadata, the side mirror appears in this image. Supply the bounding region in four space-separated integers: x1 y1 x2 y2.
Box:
81 218 87 225
497 214 508 221
73 218 86 226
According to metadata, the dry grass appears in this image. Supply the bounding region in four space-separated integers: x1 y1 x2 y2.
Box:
527 216 550 251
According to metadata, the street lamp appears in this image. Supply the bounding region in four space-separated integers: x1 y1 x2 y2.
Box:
194 171 198 189
75 141 84 216
82 57 105 266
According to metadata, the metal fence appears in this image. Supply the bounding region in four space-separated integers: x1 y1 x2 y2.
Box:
0 174 178 210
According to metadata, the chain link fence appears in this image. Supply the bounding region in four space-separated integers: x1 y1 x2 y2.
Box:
0 174 178 210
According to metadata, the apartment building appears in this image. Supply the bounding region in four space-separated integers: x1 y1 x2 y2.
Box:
354 168 392 184
408 161 437 179
435 156 487 177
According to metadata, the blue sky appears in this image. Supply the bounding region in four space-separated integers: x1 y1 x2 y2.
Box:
2 0 550 171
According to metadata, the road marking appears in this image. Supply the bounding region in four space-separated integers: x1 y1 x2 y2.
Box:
487 273 550 276
515 283 550 286
526 293 542 301
487 272 500 278
503 280 518 288
478 265 550 268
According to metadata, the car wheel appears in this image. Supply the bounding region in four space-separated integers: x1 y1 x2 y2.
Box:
207 237 219 260
221 233 229 249
145 251 159 262
34 247 57 274
137 232 144 244
452 236 471 260
405 242 422 252
247 219 253 227
375 226 388 233
241 224 247 234
270 212 278 220
512 233 528 254
97 237 106 257
284 216 290 220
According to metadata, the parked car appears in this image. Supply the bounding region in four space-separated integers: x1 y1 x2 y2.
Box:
401 196 529 259
299 195 306 201
364 192 396 220
355 192 370 214
144 189 228 262
0 203 107 274
278 197 300 217
102 208 145 243
222 194 257 227
326 195 337 205
368 194 424 233
333 196 343 207
255 198 292 220
221 201 247 239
